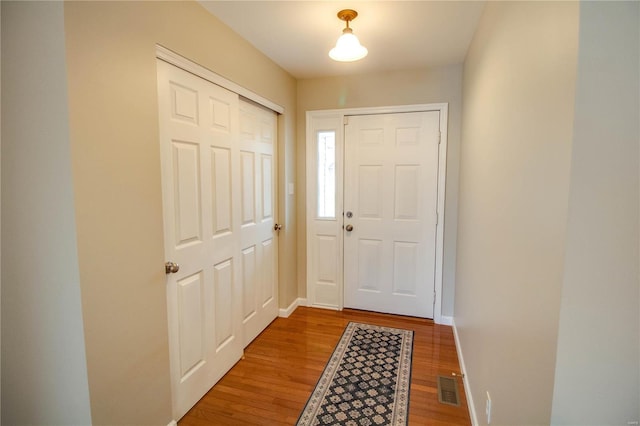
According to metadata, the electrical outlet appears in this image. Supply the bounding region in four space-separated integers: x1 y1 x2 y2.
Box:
485 391 492 424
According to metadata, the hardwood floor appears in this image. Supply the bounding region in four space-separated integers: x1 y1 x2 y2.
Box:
179 307 471 425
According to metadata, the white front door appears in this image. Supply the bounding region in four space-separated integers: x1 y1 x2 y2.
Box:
343 111 441 317
157 60 278 420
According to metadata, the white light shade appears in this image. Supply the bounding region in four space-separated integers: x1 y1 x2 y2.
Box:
329 30 368 62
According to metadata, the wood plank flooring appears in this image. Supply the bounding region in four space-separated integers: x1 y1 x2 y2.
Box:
179 307 471 425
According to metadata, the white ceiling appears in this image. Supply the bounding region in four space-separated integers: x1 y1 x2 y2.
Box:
198 1 486 79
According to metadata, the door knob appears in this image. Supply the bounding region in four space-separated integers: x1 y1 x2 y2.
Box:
345 224 354 232
165 262 180 274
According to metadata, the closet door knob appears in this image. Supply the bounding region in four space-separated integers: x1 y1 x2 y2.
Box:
165 262 180 274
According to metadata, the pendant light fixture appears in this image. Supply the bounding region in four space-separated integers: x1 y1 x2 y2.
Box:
329 9 368 62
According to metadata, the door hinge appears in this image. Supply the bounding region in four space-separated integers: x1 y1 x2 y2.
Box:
435 210 439 225
438 131 441 144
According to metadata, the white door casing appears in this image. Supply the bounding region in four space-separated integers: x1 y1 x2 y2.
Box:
343 111 440 318
157 59 279 420
306 105 448 323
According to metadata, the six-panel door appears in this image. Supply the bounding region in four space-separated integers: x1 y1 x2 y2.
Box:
157 60 278 420
343 111 440 318
238 100 279 347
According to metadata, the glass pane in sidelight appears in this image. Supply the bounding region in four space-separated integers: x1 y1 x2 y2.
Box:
317 131 336 218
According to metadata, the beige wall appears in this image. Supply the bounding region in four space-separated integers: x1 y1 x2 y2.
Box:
296 65 463 316
64 1 296 424
455 2 578 424
1 2 92 423
551 2 640 424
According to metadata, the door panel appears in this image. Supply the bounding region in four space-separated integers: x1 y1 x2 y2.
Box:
242 246 257 321
316 235 339 284
343 111 440 318
261 238 275 305
211 147 232 234
358 165 383 218
213 258 234 349
394 165 420 219
261 155 273 219
177 272 204 377
393 242 418 295
173 142 201 244
170 82 198 125
240 151 256 225
358 239 382 291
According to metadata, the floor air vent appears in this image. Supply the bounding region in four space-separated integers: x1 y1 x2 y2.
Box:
437 375 460 406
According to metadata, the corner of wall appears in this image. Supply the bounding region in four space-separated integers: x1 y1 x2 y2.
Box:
452 319 478 426
550 2 640 423
1 2 91 423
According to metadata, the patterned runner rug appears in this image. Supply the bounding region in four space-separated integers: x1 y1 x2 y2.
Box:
296 322 414 426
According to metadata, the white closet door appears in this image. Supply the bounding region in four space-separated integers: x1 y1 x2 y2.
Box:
238 100 279 346
157 60 243 420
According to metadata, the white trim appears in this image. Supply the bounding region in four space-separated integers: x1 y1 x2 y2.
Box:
279 298 307 318
155 45 284 115
308 103 449 116
439 315 453 326
307 303 342 311
452 318 478 426
167 421 178 426
432 106 449 325
305 104 448 322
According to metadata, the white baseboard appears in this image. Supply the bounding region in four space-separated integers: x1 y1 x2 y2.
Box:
439 315 453 326
279 298 307 318
167 421 177 426
308 303 341 311
452 318 479 426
